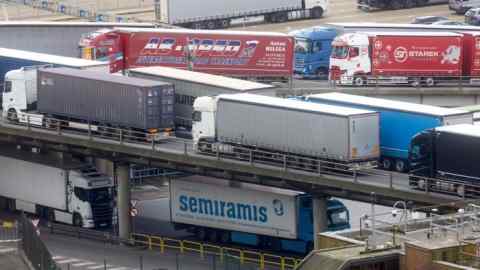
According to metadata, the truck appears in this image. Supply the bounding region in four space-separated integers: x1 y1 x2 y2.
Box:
449 0 480 14
170 175 350 253
329 31 468 86
409 124 480 197
3 67 175 140
357 0 447 11
0 146 114 228
78 28 294 81
289 26 338 78
306 92 473 172
192 93 380 169
153 0 328 29
128 66 276 132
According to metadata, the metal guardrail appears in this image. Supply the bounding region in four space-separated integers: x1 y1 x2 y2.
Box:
2 111 478 201
129 233 301 270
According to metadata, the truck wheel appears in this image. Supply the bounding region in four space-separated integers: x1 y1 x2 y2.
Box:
425 77 435 87
219 231 230 243
310 7 324 18
409 77 421 87
195 227 207 241
192 22 204 29
7 109 18 122
73 213 83 227
390 0 404 9
394 159 407 173
219 19 230 28
206 20 217 29
381 158 393 171
353 76 366 86
274 11 288 23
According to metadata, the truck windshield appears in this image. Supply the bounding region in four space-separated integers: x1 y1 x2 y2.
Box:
3 80 11 93
409 135 428 161
94 47 110 61
328 209 349 227
295 38 311 53
331 46 349 59
88 188 111 203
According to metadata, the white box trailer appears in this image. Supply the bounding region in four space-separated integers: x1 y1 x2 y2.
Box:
0 152 114 228
156 0 328 29
170 177 300 239
193 94 380 163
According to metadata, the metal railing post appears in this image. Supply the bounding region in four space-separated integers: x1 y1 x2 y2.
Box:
184 142 188 155
353 170 358 183
283 154 287 171
88 121 92 140
389 173 393 189
249 150 253 165
151 138 155 151
216 149 220 160
425 178 429 194
119 129 123 144
27 115 30 130
318 160 322 175
57 121 61 135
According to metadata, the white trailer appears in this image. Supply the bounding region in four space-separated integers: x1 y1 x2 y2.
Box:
192 93 380 165
155 0 328 29
0 152 114 228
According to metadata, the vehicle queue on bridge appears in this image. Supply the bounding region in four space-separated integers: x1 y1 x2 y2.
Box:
1 21 480 258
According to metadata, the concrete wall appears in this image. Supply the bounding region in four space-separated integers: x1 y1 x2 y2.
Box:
316 233 364 250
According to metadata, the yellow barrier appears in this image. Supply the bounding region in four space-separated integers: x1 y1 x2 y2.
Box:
2 221 14 229
130 232 300 270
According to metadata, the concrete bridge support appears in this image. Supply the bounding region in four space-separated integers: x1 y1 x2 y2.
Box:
313 196 328 250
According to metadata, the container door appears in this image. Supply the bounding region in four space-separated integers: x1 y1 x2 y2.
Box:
349 114 380 161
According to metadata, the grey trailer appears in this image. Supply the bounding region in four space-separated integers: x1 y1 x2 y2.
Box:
37 67 175 132
128 66 276 131
214 94 380 163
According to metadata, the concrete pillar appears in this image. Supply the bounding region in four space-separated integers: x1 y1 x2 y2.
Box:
312 196 328 250
116 164 131 240
95 158 114 177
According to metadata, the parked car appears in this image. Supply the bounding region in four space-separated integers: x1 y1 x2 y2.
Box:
431 20 468 25
449 0 480 14
411 16 449 24
465 7 480 25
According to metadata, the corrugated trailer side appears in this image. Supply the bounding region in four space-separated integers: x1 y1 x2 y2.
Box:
215 94 379 162
37 67 175 131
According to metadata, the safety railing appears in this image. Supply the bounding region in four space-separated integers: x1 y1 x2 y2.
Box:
130 233 301 270
0 219 19 242
329 74 480 90
2 111 479 200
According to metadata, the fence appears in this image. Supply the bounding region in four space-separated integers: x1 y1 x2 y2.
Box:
19 214 60 270
0 219 19 242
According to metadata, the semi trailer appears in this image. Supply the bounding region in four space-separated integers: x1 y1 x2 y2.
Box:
0 148 114 228
2 67 175 140
78 28 294 81
170 175 350 253
128 66 276 132
192 93 380 168
329 31 472 86
306 93 473 172
409 124 480 196
153 0 328 29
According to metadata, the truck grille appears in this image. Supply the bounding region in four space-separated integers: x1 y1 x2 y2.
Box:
295 57 305 69
91 202 113 228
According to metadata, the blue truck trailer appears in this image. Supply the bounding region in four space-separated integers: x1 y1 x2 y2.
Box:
306 93 473 172
170 176 350 254
290 26 338 78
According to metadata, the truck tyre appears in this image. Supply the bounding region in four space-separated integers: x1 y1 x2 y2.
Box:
274 11 288 23
192 22 204 29
206 20 217 29
219 19 230 28
425 77 435 87
195 227 208 241
381 158 393 171
73 213 83 227
7 109 18 122
353 76 366 86
394 159 407 173
310 7 324 18
409 77 421 87
219 231 230 243
390 0 404 9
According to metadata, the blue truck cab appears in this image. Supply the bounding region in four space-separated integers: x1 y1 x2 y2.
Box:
230 196 350 254
290 26 338 78
306 93 473 172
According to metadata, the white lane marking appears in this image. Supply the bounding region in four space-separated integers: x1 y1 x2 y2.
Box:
0 247 16 253
87 265 113 270
52 255 66 260
72 261 96 267
56 258 82 264
107 267 130 270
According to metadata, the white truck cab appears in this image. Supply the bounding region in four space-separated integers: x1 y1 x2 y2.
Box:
2 67 38 120
192 96 217 151
329 33 371 86
67 167 114 228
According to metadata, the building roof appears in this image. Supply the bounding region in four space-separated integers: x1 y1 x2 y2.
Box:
41 67 171 88
219 93 376 117
0 47 107 68
308 93 468 117
130 66 274 91
436 124 480 138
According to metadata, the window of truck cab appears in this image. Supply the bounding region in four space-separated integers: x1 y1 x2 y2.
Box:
331 46 349 59
3 80 12 93
294 38 311 53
